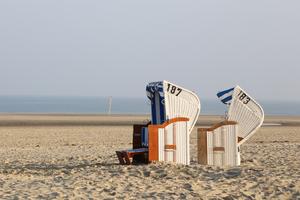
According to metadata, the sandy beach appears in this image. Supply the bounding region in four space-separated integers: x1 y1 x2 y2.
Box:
0 114 299 199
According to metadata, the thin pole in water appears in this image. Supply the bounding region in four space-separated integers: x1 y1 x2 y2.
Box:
108 96 112 115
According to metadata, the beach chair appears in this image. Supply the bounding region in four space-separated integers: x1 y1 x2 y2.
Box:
197 86 264 166
116 80 201 165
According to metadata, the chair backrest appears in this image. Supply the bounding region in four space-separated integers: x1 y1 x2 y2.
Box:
217 85 264 145
146 80 201 134
227 86 264 145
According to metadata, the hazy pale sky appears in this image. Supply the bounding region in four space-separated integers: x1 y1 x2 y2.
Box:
0 1 299 101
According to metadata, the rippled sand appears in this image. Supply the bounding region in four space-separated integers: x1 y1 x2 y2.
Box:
0 115 299 199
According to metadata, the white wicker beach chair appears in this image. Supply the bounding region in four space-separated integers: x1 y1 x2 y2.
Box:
198 86 264 167
146 81 200 165
116 80 200 165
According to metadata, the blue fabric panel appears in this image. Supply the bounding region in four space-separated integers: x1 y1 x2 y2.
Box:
151 98 157 124
159 95 165 123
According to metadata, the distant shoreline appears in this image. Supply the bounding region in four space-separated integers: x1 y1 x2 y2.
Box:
0 114 299 127
1 95 300 116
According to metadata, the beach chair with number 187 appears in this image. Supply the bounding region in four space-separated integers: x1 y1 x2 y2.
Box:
116 80 201 165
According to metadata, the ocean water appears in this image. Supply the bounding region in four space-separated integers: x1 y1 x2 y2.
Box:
0 96 299 116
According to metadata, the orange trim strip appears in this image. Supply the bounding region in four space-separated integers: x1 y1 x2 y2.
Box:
165 144 176 150
148 117 189 129
148 125 159 161
198 120 237 132
213 147 225 152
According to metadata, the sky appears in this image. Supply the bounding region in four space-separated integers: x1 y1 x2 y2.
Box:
0 1 300 101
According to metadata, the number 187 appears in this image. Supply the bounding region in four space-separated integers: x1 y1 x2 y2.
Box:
167 84 182 96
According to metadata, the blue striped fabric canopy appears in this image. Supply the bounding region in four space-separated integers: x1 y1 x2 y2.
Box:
146 81 166 124
217 87 235 105
146 82 164 99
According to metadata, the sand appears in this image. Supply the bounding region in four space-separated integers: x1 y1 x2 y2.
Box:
0 114 299 199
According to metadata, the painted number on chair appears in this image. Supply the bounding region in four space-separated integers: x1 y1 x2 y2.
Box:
167 83 182 96
237 91 251 104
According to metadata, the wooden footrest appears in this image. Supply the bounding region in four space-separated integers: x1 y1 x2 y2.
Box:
116 148 148 165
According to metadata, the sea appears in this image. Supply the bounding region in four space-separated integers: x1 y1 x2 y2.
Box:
0 96 299 116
